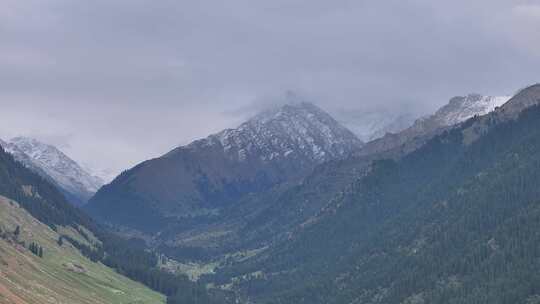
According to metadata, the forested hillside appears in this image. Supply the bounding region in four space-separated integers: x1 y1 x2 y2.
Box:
210 85 540 303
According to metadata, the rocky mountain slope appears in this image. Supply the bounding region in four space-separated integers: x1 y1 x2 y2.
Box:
430 94 510 125
86 101 363 232
0 137 104 206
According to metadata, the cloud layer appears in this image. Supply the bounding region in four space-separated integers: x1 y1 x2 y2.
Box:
1 0 539 178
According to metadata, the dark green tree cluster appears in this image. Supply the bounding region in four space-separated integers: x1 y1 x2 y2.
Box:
167 287 221 304
61 235 104 262
28 242 43 258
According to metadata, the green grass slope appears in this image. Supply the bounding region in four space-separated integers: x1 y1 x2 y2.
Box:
0 195 165 304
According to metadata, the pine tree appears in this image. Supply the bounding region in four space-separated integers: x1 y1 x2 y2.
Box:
28 242 43 258
29 242 36 255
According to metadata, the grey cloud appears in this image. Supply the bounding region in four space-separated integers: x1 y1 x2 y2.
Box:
0 0 539 176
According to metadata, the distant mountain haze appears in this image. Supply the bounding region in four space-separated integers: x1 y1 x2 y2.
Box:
337 109 418 142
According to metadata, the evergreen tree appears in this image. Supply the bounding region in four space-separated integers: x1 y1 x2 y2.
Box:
29 242 36 255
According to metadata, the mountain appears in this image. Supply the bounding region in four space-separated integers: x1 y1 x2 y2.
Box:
210 84 540 303
407 94 510 136
230 93 514 250
195 101 362 165
358 94 510 157
0 137 104 206
430 94 510 125
86 101 363 232
337 94 508 143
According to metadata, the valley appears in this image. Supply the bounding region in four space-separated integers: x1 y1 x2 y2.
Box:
2 2 537 303
2 85 539 303
81 86 539 303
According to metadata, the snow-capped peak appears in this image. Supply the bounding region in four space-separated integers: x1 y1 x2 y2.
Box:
434 94 511 126
404 94 510 136
1 137 104 205
180 100 363 164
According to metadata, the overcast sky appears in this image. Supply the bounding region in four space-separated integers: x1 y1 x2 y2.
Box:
1 0 539 180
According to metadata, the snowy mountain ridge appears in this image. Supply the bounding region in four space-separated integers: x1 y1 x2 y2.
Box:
357 93 512 157
179 101 363 164
0 137 104 205
337 94 510 143
427 94 510 127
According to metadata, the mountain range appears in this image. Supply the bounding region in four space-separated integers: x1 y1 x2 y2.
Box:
217 84 540 304
84 92 513 259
